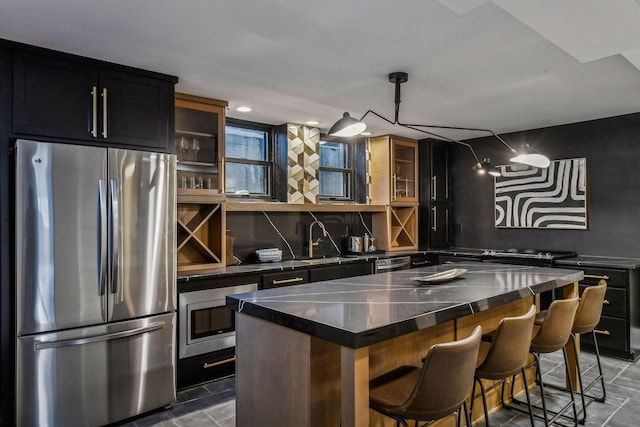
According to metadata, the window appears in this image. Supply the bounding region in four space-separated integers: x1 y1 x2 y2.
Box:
225 122 272 197
319 140 353 200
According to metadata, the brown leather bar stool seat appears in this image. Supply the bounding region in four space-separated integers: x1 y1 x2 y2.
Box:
508 296 580 426
369 326 482 427
536 280 608 423
471 305 537 427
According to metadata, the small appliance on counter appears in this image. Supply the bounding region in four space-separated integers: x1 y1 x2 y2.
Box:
347 236 363 253
346 233 378 254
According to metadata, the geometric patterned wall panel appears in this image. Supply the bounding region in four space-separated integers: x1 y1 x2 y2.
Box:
287 124 320 204
495 158 587 229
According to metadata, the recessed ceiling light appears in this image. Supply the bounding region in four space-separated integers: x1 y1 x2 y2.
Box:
235 106 253 113
360 132 372 136
305 120 320 126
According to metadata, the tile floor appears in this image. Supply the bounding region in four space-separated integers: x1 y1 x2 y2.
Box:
116 351 640 426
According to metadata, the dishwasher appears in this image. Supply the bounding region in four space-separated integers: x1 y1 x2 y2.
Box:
375 256 411 273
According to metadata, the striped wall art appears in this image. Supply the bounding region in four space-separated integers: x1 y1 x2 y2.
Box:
495 158 587 229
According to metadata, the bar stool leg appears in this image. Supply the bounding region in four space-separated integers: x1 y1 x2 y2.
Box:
591 331 607 402
520 366 536 427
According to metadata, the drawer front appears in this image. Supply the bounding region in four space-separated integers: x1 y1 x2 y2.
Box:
581 267 627 289
308 262 374 283
580 316 628 351
261 270 310 289
410 254 438 268
579 285 627 318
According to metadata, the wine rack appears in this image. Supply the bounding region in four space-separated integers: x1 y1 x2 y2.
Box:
177 200 225 272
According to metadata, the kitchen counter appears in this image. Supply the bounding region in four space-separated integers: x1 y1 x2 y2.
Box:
177 251 430 281
227 261 582 348
229 262 583 426
556 255 640 269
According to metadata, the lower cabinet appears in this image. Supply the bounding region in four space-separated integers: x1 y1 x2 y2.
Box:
308 261 374 282
261 270 310 290
409 254 438 268
571 266 639 360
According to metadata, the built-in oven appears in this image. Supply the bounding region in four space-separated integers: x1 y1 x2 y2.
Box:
178 283 258 359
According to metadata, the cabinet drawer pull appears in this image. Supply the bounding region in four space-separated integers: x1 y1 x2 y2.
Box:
594 329 610 336
603 299 610 305
584 274 609 280
432 207 437 231
203 356 236 369
432 176 436 201
272 277 304 285
412 260 431 266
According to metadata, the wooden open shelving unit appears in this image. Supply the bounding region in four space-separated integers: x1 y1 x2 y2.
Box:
369 135 419 251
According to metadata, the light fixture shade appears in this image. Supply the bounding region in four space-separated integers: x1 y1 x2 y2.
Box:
510 153 551 169
328 112 366 137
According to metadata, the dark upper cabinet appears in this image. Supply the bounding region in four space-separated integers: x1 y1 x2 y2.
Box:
13 50 175 151
419 140 451 249
13 52 98 141
99 69 173 149
430 142 449 202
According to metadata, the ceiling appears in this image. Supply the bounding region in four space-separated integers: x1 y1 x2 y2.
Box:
2 0 640 142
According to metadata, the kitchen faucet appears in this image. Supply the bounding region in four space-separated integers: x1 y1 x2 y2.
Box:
308 220 328 258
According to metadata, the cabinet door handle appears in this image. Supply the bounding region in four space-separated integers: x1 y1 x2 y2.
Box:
392 174 397 201
594 329 610 336
584 274 609 280
102 87 108 138
91 86 98 137
204 356 236 369
432 207 437 231
272 277 304 286
432 176 436 201
412 260 431 266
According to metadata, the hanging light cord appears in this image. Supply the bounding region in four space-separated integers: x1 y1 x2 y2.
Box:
262 211 296 260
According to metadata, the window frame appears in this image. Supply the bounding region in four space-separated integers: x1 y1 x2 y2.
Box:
318 136 354 202
224 118 274 199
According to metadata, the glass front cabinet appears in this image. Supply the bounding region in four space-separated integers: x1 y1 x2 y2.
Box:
370 135 419 251
174 93 227 194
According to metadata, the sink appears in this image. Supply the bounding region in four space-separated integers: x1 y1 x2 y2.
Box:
297 257 340 265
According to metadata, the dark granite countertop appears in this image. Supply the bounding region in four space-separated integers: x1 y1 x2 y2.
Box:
227 261 583 348
177 251 431 281
556 256 640 270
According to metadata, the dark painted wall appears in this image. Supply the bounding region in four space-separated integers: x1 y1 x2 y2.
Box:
445 112 640 257
226 211 373 263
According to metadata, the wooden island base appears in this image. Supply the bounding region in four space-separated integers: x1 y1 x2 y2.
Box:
236 295 567 427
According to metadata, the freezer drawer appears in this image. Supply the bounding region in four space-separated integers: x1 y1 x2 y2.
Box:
16 312 176 427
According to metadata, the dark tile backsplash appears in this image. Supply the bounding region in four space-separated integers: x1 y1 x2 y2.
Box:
226 211 373 263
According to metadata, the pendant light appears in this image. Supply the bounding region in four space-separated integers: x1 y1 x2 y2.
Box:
327 112 367 137
328 71 551 174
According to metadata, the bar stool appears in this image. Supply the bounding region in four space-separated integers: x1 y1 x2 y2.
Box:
508 296 580 426
538 280 608 423
471 305 537 427
369 326 482 427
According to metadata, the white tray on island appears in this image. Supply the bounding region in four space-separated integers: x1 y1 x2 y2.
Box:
411 268 468 283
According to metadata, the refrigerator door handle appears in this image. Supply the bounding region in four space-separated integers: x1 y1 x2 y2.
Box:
110 178 120 295
34 321 166 350
98 179 108 296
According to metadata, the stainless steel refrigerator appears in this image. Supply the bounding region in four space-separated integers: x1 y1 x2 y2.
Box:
15 139 177 427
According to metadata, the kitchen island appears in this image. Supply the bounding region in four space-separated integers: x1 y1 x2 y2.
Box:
227 262 583 427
